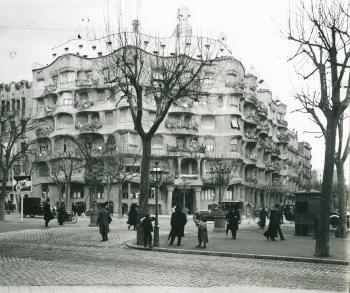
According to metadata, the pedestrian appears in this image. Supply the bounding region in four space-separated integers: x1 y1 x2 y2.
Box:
169 206 187 246
258 207 268 230
96 201 112 241
263 206 279 241
194 216 208 248
275 204 285 240
57 202 66 226
71 202 77 215
109 200 114 216
246 203 253 224
43 198 53 228
225 206 241 239
141 214 154 248
127 204 138 230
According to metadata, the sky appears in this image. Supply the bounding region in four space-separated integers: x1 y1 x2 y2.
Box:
0 0 348 178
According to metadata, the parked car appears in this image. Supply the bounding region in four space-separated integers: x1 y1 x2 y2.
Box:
330 211 350 228
21 197 56 218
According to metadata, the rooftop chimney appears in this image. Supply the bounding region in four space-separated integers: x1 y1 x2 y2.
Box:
132 19 140 33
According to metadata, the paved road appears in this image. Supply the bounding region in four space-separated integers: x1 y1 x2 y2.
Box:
0 217 348 292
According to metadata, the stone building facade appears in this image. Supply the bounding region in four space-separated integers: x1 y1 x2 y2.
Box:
29 51 312 214
30 10 312 214
0 80 33 206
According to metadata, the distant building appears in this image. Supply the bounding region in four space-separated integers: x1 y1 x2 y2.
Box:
29 9 312 214
0 80 32 207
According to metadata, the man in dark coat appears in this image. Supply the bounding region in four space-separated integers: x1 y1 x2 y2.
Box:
275 204 285 240
225 207 241 239
43 198 53 228
97 202 112 241
57 202 66 226
141 214 154 248
259 207 268 230
169 206 187 246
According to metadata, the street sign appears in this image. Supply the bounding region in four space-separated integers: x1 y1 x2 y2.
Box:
15 185 22 192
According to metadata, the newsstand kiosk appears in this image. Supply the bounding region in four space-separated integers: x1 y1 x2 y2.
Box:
294 190 321 236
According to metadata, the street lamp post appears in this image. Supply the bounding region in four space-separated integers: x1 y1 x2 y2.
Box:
150 162 163 247
179 178 190 210
208 163 232 232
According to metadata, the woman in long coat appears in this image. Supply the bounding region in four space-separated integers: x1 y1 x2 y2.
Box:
259 207 268 229
97 202 112 241
43 198 53 228
127 204 138 230
225 207 241 239
169 206 187 246
263 208 279 241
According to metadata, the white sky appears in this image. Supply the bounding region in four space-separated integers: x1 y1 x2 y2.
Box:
0 0 348 177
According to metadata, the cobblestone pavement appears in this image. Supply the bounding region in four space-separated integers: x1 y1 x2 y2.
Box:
0 222 349 293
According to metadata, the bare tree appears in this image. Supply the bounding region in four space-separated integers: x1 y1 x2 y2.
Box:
335 115 350 238
95 30 222 225
288 0 350 256
100 150 140 218
48 150 83 208
0 109 36 221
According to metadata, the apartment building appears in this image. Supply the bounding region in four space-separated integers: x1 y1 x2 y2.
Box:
30 11 312 214
0 80 32 206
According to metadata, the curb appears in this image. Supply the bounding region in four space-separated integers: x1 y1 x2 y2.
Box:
125 242 349 266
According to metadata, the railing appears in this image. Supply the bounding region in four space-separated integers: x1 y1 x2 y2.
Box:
45 105 56 114
36 125 54 137
277 118 288 127
75 100 94 109
164 120 198 131
167 144 206 153
75 121 103 132
245 131 257 139
245 177 257 184
277 133 289 143
245 94 258 105
45 84 57 93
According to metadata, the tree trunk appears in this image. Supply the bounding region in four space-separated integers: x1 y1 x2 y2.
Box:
118 184 123 219
315 119 337 257
137 137 151 245
65 183 70 210
335 161 347 238
0 169 9 221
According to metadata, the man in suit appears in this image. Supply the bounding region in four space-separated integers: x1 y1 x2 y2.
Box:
97 202 112 241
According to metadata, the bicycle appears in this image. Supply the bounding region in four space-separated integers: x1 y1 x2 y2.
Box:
64 211 77 224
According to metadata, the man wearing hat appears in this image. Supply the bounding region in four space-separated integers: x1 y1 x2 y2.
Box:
97 201 112 241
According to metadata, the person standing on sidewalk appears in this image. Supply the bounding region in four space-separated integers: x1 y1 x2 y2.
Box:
43 198 53 228
169 206 187 246
57 202 66 226
127 204 138 230
97 202 112 241
263 206 279 241
194 216 208 248
141 214 154 248
275 204 286 240
258 207 268 230
225 207 241 239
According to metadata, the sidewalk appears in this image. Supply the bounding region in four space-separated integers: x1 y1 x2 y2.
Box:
127 220 350 265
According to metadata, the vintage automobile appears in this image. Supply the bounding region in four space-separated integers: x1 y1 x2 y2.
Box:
330 211 350 229
21 197 56 218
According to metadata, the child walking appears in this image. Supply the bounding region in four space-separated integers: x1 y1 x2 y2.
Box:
194 215 208 248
